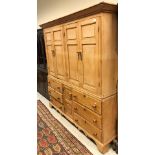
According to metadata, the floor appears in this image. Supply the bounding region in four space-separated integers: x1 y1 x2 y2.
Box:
37 92 117 155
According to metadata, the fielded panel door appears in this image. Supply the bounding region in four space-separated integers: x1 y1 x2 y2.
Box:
79 17 101 93
44 29 57 77
64 23 81 86
52 26 66 80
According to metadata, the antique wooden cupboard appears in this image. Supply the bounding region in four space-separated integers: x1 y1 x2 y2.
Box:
40 2 118 153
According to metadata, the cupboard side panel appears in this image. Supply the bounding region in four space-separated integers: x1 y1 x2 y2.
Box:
101 13 118 97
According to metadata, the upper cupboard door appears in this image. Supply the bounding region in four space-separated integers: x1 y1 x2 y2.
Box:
65 23 80 86
79 17 101 94
52 26 66 80
44 29 56 76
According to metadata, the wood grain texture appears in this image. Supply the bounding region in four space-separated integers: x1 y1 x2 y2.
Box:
101 13 118 97
43 3 118 153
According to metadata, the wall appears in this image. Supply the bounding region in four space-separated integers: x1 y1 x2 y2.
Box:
37 0 118 28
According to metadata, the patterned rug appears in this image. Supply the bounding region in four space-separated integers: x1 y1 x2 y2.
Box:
37 100 93 155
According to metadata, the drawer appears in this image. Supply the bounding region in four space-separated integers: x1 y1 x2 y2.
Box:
48 78 63 94
73 101 102 129
63 86 72 101
74 113 102 141
64 100 73 118
50 97 64 112
49 87 63 103
72 90 101 114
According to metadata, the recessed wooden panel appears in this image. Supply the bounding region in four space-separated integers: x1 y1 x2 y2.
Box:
82 44 96 87
82 23 95 38
46 33 52 40
67 28 77 40
51 26 66 80
47 45 56 76
53 30 61 41
79 17 100 93
68 45 78 81
65 23 80 86
55 45 65 78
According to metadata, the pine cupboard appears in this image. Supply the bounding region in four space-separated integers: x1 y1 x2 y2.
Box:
41 2 118 153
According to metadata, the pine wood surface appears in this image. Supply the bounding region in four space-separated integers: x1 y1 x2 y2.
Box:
42 2 118 153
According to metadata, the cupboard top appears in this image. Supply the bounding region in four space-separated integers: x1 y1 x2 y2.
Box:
40 2 118 29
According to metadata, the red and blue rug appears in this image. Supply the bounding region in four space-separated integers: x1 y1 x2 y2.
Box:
37 100 93 155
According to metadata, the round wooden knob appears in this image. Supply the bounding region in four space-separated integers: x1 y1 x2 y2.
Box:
75 119 78 122
57 87 60 90
92 104 97 109
83 94 87 98
93 133 97 136
83 108 86 111
73 95 77 99
93 119 97 123
69 93 72 100
74 107 77 111
57 97 60 100
84 120 87 124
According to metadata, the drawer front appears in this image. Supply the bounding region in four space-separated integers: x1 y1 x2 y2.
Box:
63 87 72 101
49 88 63 103
74 113 102 141
50 98 64 112
48 78 63 94
64 100 73 118
72 90 101 114
73 101 102 129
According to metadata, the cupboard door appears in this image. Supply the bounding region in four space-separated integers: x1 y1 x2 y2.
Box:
52 26 66 80
79 17 101 93
64 23 80 86
44 30 57 77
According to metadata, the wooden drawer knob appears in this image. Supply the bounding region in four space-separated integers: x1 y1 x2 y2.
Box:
83 94 87 98
73 95 77 99
84 120 87 124
75 119 78 122
57 97 60 101
93 133 97 137
93 119 97 123
69 93 72 100
74 107 77 111
57 87 60 90
83 108 86 111
92 104 97 109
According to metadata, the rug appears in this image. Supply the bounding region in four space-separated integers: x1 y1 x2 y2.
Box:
37 100 93 155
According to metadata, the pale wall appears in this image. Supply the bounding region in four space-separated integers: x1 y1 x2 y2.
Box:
37 0 118 28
